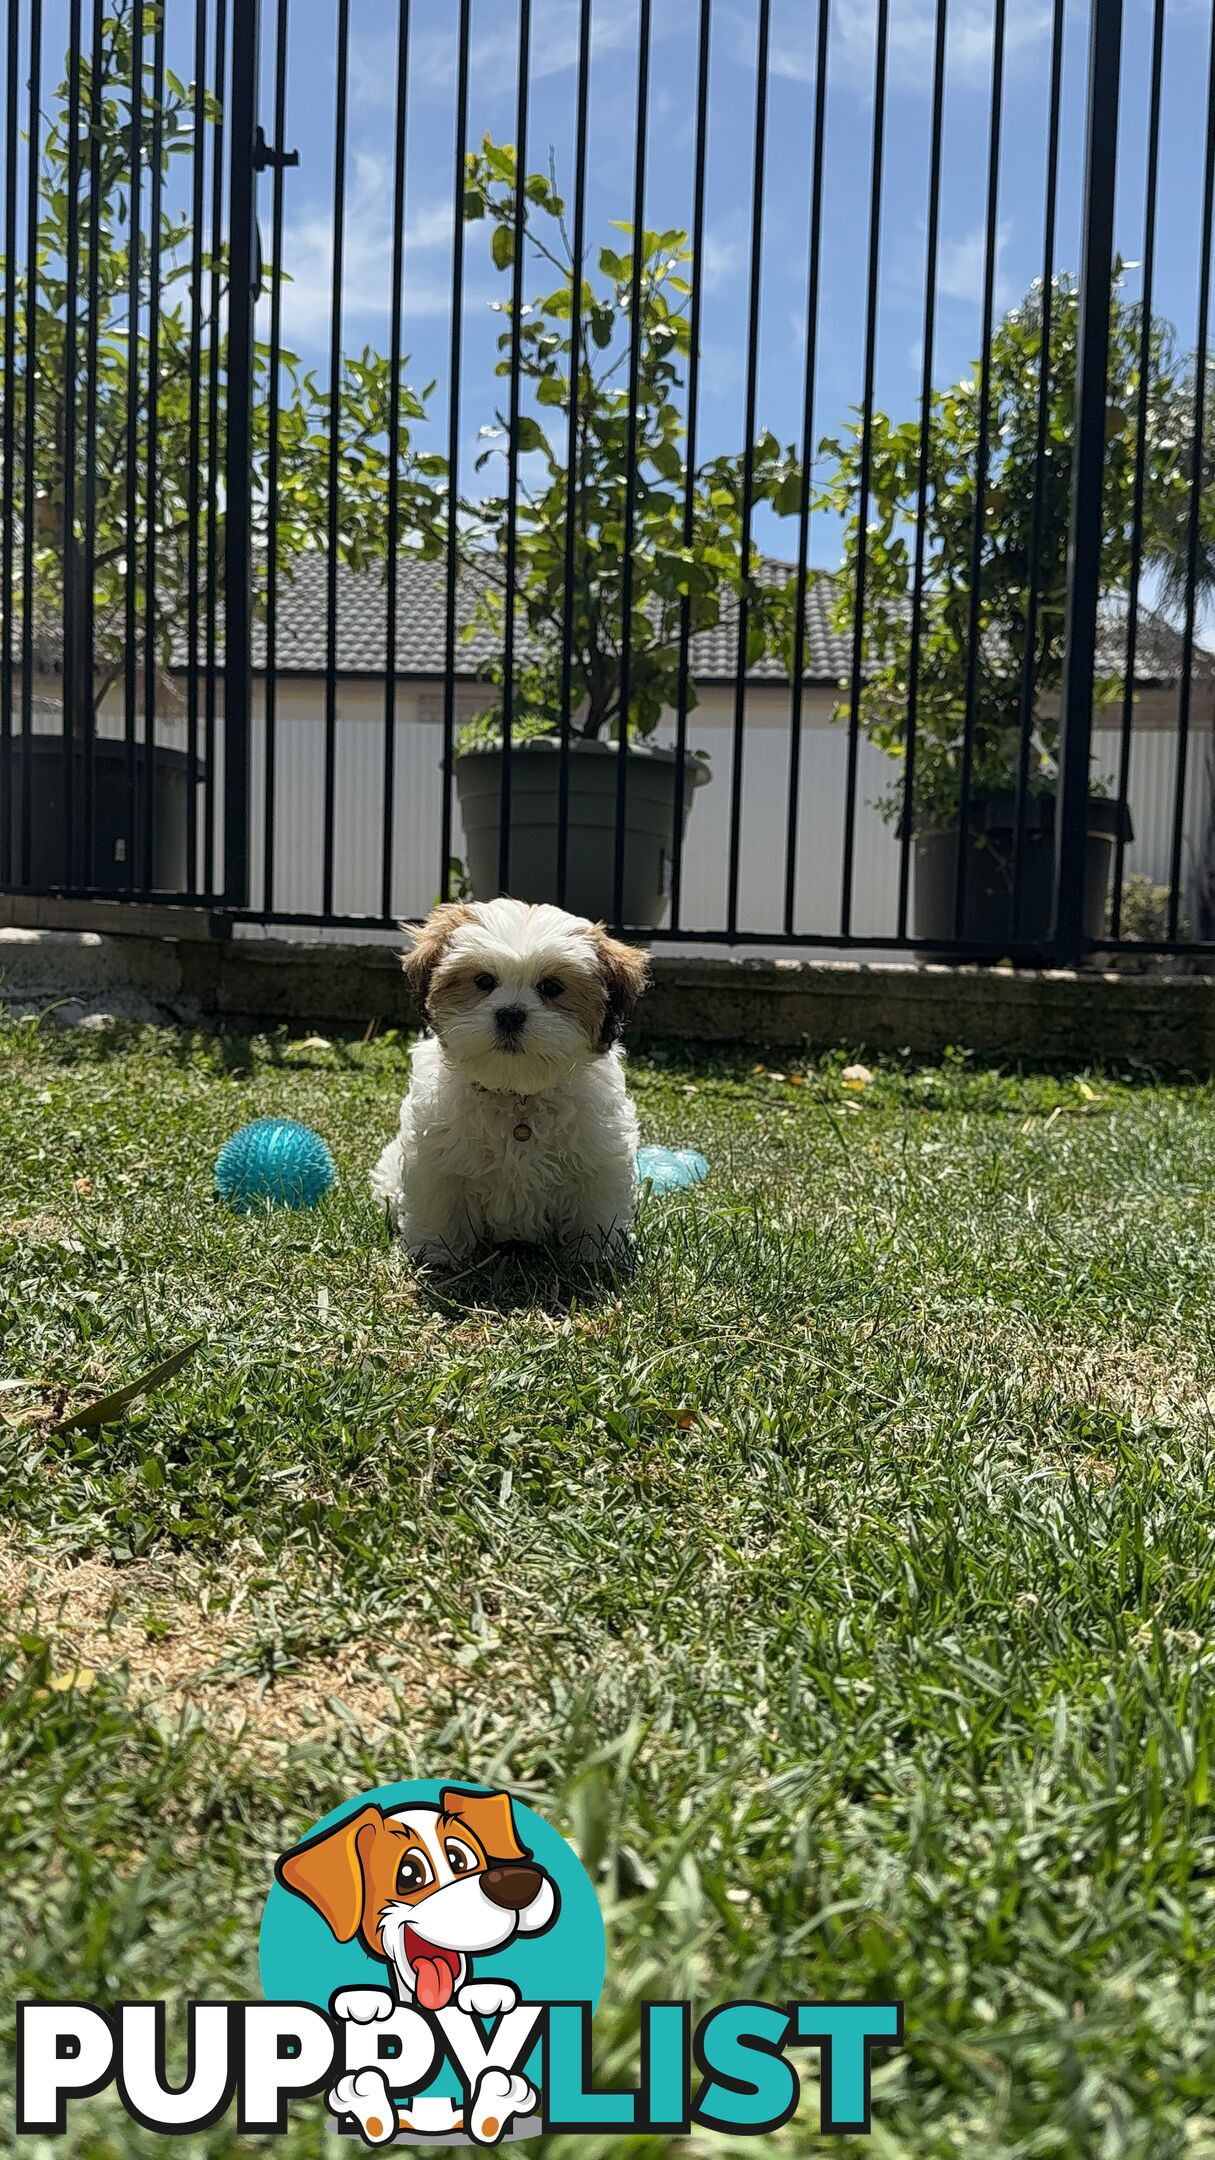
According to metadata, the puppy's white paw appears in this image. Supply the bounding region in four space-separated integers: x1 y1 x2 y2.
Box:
455 1979 519 2019
332 1987 396 2024
468 2067 536 2146
327 2068 398 2146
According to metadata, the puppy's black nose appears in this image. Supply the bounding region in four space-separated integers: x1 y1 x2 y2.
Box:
495 1006 526 1036
482 1864 544 1911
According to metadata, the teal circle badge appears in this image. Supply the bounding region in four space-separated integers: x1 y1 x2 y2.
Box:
259 1781 605 2140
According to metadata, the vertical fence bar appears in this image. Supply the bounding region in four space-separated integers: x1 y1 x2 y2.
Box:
839 0 888 938
1109 0 1163 941
725 0 770 941
82 0 104 886
61 0 83 884
223 0 260 909
262 0 290 919
1054 0 1122 964
19 0 42 883
953 0 1005 943
556 0 592 912
1166 3 1215 945
498 0 532 899
1 0 18 884
185 0 207 895
670 0 712 936
380 0 409 923
204 0 227 895
895 0 948 943
439 0 471 905
1010 0 1065 942
142 3 165 889
321 0 348 921
783 0 829 940
122 0 142 889
613 0 652 932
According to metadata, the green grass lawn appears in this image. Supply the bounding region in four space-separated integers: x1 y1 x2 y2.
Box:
3 1011 1215 2158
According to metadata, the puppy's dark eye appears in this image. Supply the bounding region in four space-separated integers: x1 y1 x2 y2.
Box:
538 978 564 1000
396 1851 432 1895
444 1838 478 1875
473 972 497 993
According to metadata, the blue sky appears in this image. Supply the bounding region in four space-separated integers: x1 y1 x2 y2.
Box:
19 0 1215 573
234 0 1215 571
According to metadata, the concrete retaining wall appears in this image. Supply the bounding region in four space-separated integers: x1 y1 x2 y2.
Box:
4 925 1215 1069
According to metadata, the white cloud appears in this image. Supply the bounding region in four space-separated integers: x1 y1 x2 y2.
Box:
403 0 657 95
265 157 465 348
347 30 401 113
343 1 670 127
937 217 1014 307
737 0 1057 92
702 218 747 294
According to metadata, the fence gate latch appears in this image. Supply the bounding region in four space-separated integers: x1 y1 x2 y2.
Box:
253 125 300 172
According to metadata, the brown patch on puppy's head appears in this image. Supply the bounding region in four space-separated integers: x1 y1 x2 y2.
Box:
401 902 478 1016
590 925 650 1049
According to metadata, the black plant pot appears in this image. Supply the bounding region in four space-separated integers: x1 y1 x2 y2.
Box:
3 738 195 891
911 792 1133 951
455 739 711 927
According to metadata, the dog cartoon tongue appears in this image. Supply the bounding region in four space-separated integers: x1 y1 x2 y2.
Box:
405 1928 460 2011
415 1957 453 2011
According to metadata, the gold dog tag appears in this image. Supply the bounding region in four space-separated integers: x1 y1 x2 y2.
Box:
513 1121 532 1142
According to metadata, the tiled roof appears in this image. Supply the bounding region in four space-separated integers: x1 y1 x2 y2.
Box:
242 553 1211 689
26 552 1211 690
241 552 852 684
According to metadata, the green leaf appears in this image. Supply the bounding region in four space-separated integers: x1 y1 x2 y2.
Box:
56 1337 205 1434
491 224 515 272
514 414 549 456
774 471 804 517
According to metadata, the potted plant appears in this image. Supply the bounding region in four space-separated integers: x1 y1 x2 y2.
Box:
449 138 800 926
816 272 1192 947
5 3 436 892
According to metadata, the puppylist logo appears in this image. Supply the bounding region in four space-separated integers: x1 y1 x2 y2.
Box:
16 1780 903 2144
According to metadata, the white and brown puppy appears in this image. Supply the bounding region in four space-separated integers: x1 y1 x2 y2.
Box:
372 896 649 1266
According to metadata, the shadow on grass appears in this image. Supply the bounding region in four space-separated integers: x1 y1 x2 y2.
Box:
409 1237 631 1318
1 1012 416 1079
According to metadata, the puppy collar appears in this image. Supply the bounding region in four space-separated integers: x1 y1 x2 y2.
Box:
472 1083 534 1141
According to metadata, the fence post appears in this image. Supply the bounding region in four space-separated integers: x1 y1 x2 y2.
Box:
222 0 262 910
1053 0 1121 965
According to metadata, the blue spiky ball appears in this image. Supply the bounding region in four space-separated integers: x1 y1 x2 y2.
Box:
215 1118 336 1212
636 1145 709 1195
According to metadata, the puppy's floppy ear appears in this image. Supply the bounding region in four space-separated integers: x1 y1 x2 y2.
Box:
440 1785 531 1864
276 1804 382 1942
401 902 477 1011
591 927 650 1050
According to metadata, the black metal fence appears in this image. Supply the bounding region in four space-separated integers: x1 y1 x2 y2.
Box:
3 0 1215 963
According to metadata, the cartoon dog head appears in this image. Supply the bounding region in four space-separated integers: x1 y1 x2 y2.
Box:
276 1787 559 2010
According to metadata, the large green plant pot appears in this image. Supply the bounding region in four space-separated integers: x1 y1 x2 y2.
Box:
454 739 711 927
4 738 194 891
912 791 1132 950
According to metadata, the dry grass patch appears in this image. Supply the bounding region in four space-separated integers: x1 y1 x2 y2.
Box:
0 1540 444 1752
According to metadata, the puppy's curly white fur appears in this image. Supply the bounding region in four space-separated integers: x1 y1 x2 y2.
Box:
372 897 649 1266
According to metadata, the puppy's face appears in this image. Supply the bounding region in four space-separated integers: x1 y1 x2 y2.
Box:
277 1788 559 2010
403 897 649 1094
